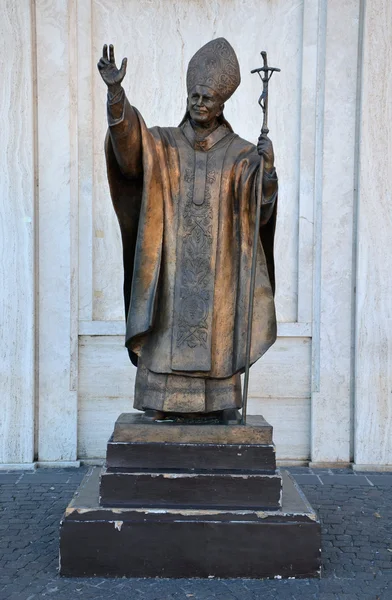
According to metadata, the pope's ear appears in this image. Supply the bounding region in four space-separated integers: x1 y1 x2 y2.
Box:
218 102 225 116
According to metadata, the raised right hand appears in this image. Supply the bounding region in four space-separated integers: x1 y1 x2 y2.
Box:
97 44 127 89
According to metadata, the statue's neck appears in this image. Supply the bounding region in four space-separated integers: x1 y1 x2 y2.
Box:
189 118 220 140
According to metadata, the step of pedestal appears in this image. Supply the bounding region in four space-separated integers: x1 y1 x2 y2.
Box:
60 468 321 579
106 438 276 473
99 467 282 510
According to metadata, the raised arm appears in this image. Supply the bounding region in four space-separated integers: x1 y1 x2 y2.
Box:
97 44 142 179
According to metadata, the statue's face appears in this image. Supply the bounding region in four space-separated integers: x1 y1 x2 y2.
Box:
188 85 224 126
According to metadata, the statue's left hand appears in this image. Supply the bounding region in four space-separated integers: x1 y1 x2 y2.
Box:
257 134 274 171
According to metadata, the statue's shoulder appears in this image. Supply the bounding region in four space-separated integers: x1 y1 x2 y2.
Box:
226 134 257 162
147 125 181 143
230 134 256 153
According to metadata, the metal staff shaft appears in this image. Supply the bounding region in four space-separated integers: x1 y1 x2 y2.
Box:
242 51 280 425
242 153 265 425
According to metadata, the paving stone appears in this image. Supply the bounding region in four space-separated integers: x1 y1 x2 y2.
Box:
312 469 332 474
293 474 321 485
366 475 392 487
331 468 355 474
0 474 20 483
319 475 371 486
285 466 312 474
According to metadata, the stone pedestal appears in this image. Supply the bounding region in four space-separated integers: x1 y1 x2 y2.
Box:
59 414 321 578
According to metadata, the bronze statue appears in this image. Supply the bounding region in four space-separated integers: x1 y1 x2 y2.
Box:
98 39 278 421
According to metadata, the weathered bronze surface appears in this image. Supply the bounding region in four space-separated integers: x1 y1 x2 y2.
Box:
112 413 273 444
98 39 278 416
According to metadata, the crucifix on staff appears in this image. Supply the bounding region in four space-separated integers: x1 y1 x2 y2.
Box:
242 50 281 424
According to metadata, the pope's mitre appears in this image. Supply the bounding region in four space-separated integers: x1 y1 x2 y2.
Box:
186 38 241 102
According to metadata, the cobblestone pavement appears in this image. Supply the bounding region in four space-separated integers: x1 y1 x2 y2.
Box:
0 466 391 600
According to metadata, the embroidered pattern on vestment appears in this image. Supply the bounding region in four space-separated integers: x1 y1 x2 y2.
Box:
176 152 217 350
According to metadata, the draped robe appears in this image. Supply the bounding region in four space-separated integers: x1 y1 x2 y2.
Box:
105 90 278 412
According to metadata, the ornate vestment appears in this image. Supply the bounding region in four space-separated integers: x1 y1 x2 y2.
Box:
104 39 278 412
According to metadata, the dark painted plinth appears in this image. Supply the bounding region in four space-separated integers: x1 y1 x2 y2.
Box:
106 436 277 472
60 414 320 578
102 413 280 510
99 467 282 509
60 468 321 579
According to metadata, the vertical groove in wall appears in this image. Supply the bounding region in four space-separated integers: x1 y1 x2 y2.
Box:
31 0 39 461
351 0 366 463
295 0 305 323
69 0 79 392
311 0 327 394
77 0 94 323
91 0 96 322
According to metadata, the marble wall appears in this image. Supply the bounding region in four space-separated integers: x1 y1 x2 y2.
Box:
0 0 35 466
35 0 79 465
354 0 392 470
1 0 391 468
310 0 359 466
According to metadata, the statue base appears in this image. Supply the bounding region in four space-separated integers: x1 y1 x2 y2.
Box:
59 414 321 578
